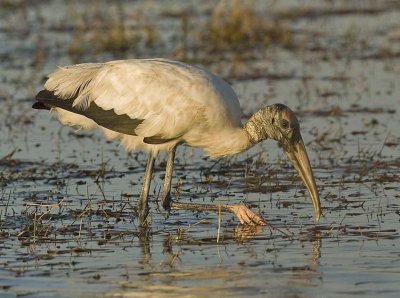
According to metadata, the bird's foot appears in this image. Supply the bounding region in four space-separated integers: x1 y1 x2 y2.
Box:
228 204 266 226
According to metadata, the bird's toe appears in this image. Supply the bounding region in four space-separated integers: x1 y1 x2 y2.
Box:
230 204 266 226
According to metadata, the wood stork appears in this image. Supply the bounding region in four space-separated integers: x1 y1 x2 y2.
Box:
33 58 321 226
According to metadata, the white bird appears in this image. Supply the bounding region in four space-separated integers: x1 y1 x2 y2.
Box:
33 58 321 226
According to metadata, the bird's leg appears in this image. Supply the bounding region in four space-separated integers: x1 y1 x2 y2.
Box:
161 146 177 210
138 153 156 227
170 201 266 226
158 146 265 226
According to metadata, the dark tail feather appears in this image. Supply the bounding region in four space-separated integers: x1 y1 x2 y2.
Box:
33 89 58 110
34 89 76 112
36 89 57 100
32 101 50 110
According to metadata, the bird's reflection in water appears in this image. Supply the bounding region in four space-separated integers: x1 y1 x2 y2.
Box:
305 229 322 284
309 229 321 266
138 227 152 265
234 224 265 240
286 229 323 291
131 224 323 297
161 235 182 267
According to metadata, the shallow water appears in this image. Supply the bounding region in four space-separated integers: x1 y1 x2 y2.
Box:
1 1 399 297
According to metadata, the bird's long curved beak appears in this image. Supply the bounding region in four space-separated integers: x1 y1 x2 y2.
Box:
285 137 321 222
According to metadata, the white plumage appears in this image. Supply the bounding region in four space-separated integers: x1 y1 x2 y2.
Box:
45 59 248 157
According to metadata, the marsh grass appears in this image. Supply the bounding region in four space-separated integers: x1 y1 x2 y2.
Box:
18 200 64 243
0 0 26 9
68 7 159 62
201 1 292 58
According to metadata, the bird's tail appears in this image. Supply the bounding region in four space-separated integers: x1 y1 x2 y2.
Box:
44 63 103 109
33 89 54 110
33 89 75 111
32 101 50 110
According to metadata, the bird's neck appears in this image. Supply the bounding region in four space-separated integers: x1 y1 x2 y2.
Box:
187 109 270 158
243 109 269 145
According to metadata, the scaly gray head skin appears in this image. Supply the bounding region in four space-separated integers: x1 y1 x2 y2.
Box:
245 104 321 222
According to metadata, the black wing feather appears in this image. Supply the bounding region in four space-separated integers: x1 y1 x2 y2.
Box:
34 89 144 136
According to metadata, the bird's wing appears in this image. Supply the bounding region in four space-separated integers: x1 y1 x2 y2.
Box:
42 60 216 143
35 89 144 135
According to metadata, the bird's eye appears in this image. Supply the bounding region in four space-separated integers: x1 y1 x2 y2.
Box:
280 119 289 129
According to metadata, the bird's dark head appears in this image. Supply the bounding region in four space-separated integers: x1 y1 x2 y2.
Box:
255 103 321 222
262 104 300 150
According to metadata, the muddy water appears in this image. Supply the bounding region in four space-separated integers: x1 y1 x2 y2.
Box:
1 1 399 297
